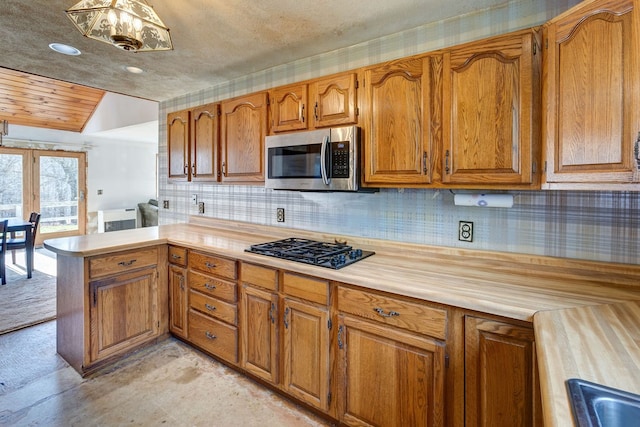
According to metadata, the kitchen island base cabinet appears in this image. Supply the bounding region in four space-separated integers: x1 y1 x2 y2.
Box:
55 246 167 377
89 267 158 362
337 315 445 427
465 316 542 427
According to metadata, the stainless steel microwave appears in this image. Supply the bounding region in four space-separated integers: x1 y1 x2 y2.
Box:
265 126 362 191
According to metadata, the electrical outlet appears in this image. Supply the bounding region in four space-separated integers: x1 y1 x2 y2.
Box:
198 202 205 214
163 200 169 209
191 194 198 205
276 208 285 222
458 221 473 242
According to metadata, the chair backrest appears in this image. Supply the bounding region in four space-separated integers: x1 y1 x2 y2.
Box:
0 219 7 253
29 212 41 236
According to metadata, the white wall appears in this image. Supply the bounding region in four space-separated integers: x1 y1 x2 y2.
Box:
86 140 157 212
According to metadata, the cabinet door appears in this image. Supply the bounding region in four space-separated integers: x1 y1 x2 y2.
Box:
361 57 432 185
465 316 542 427
442 30 539 186
240 284 278 384
310 73 358 128
270 83 308 133
167 109 190 181
169 264 188 339
337 315 445 427
190 103 219 182
89 267 158 363
282 298 331 412
220 92 268 182
543 0 640 186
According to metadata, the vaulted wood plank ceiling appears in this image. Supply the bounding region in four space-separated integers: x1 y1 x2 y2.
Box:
0 67 105 132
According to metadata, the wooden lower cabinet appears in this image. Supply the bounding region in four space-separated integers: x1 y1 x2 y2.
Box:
240 263 332 413
337 315 445 426
282 297 330 411
89 266 159 363
168 264 188 339
240 283 279 383
465 316 542 427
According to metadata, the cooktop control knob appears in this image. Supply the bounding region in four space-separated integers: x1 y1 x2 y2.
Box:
349 249 363 259
331 254 346 267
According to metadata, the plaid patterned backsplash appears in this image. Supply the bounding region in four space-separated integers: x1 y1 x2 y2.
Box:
158 0 640 265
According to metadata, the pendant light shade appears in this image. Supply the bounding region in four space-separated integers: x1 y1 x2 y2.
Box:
66 0 173 52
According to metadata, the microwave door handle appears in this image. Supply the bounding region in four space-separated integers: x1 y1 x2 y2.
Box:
320 135 331 185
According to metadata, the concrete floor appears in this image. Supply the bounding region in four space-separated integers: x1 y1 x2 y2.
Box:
0 321 333 426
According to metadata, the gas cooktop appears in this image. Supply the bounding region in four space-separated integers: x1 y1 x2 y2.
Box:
245 237 374 269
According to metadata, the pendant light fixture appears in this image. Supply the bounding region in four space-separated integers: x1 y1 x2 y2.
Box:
65 0 173 52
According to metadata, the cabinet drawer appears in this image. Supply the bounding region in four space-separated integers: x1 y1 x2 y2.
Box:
168 245 187 266
189 290 237 326
338 287 447 340
283 272 329 305
89 248 158 279
241 263 277 291
188 310 238 363
189 251 237 280
189 270 237 302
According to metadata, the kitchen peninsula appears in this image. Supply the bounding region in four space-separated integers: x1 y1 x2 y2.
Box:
45 217 640 426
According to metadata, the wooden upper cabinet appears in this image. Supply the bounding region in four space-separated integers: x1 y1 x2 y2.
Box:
190 103 220 181
309 72 358 128
270 83 308 133
542 0 640 188
361 57 432 186
441 29 540 187
220 92 268 183
167 109 190 181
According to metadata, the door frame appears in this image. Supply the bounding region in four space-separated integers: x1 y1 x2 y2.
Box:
0 146 87 245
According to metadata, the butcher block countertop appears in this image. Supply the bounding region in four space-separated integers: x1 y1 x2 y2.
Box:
45 217 640 426
534 301 640 427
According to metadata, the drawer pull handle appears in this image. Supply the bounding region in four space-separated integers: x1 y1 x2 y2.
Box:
373 307 400 318
337 325 344 350
118 259 137 267
205 261 217 269
204 283 217 291
205 331 217 340
284 307 290 329
171 254 182 260
205 303 217 312
269 302 276 324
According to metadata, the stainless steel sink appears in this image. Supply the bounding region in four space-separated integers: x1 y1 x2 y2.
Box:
567 378 640 427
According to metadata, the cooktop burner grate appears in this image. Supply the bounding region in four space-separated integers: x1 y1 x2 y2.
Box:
246 237 374 269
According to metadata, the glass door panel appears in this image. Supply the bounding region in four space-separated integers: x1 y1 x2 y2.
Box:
34 151 86 243
0 148 27 220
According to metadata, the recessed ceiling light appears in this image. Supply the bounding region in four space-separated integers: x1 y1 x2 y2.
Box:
49 43 81 56
124 66 145 74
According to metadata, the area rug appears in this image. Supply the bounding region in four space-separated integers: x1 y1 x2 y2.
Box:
0 268 56 335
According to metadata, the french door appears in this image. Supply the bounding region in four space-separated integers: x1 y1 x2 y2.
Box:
0 147 86 244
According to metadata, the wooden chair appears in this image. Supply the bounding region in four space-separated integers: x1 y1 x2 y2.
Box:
8 212 40 275
0 219 8 285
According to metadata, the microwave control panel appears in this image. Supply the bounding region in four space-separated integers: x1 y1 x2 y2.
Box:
331 141 350 178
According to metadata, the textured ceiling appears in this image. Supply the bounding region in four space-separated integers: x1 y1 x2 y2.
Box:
0 0 510 102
